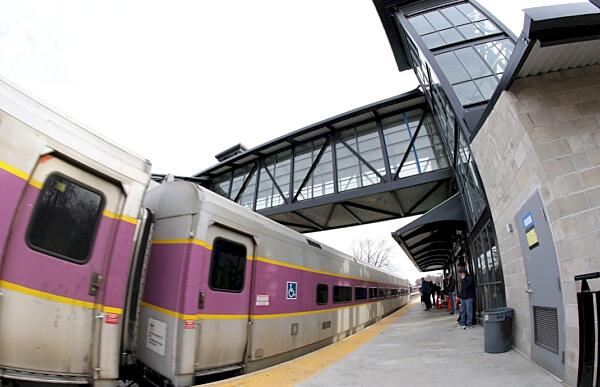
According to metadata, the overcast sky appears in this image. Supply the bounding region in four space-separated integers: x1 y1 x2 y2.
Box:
0 0 585 281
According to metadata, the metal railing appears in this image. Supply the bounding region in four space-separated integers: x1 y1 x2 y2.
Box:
575 272 600 387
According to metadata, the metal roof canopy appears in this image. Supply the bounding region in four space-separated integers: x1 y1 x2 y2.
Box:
392 194 466 271
473 1 600 138
195 89 456 233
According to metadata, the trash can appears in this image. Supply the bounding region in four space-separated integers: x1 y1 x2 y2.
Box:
483 307 513 353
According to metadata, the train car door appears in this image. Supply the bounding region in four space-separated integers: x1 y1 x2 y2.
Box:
195 224 254 371
0 155 126 378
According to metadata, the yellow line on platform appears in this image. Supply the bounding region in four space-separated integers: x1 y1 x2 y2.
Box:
206 301 416 387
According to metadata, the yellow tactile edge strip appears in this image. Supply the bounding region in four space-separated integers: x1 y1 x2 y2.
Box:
205 301 416 387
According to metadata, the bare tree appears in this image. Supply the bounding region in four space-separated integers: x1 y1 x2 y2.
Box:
352 238 395 272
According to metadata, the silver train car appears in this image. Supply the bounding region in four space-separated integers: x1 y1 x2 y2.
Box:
0 78 410 386
139 181 410 386
0 78 153 385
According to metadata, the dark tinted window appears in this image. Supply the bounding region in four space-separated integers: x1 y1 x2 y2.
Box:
209 238 246 292
28 174 103 263
316 284 328 305
369 287 378 299
378 288 385 298
333 286 352 303
355 287 368 301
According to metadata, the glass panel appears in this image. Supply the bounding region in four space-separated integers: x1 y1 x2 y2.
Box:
454 47 492 79
356 121 385 187
209 173 231 198
475 42 508 74
436 51 470 84
316 284 328 305
237 170 257 209
494 38 515 58
383 113 414 174
271 150 291 199
474 20 501 35
355 287 368 301
28 174 103 263
456 3 487 22
409 14 435 35
439 28 465 45
209 238 246 292
230 165 254 200
454 81 484 105
256 167 276 210
293 139 329 201
422 32 445 49
333 286 352 303
457 23 484 40
312 144 334 198
336 129 361 192
398 153 419 177
440 6 470 26
474 76 499 100
423 10 451 31
369 287 377 299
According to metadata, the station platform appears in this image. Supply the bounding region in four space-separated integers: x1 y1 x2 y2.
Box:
208 300 563 386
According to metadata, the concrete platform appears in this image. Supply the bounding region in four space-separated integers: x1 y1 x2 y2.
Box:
211 301 564 386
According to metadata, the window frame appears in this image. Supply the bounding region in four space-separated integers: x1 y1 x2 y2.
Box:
208 237 247 293
333 285 353 304
26 172 105 265
354 286 368 301
369 287 378 299
316 283 329 305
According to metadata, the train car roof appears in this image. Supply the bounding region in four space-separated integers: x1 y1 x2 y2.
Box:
0 77 152 184
148 180 407 283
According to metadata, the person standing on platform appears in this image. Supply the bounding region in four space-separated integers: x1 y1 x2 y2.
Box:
420 278 432 311
430 281 440 307
457 268 475 329
444 272 456 315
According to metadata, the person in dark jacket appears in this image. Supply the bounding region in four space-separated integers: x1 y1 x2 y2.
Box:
457 268 475 329
420 278 432 310
444 272 456 314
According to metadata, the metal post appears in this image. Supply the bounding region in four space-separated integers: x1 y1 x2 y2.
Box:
404 112 422 175
377 118 392 182
574 273 600 387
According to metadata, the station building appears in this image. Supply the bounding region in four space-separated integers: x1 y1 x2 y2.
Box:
195 1 600 384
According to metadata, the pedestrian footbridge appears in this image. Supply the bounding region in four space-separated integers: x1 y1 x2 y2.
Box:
193 89 454 234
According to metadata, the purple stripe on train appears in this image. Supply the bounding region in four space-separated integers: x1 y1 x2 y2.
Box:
143 243 253 317
0 183 137 310
0 169 28 256
142 243 407 318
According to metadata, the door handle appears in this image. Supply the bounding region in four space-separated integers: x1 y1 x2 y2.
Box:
89 272 102 296
198 292 206 310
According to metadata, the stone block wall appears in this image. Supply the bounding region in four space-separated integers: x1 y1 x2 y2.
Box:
471 64 600 386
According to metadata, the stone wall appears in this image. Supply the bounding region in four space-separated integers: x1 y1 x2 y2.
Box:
471 64 600 386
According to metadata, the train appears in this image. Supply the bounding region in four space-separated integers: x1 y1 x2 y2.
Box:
0 77 411 386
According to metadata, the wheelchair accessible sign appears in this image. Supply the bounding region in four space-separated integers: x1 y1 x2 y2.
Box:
286 281 298 300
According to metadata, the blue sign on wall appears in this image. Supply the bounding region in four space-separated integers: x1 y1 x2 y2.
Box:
286 281 298 300
523 212 534 230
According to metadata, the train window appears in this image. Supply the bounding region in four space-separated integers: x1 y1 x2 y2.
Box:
378 288 385 298
316 284 328 305
209 238 246 292
333 286 352 303
354 287 368 301
27 173 103 263
369 287 378 299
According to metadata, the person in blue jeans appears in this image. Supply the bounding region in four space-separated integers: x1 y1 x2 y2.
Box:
457 268 475 329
